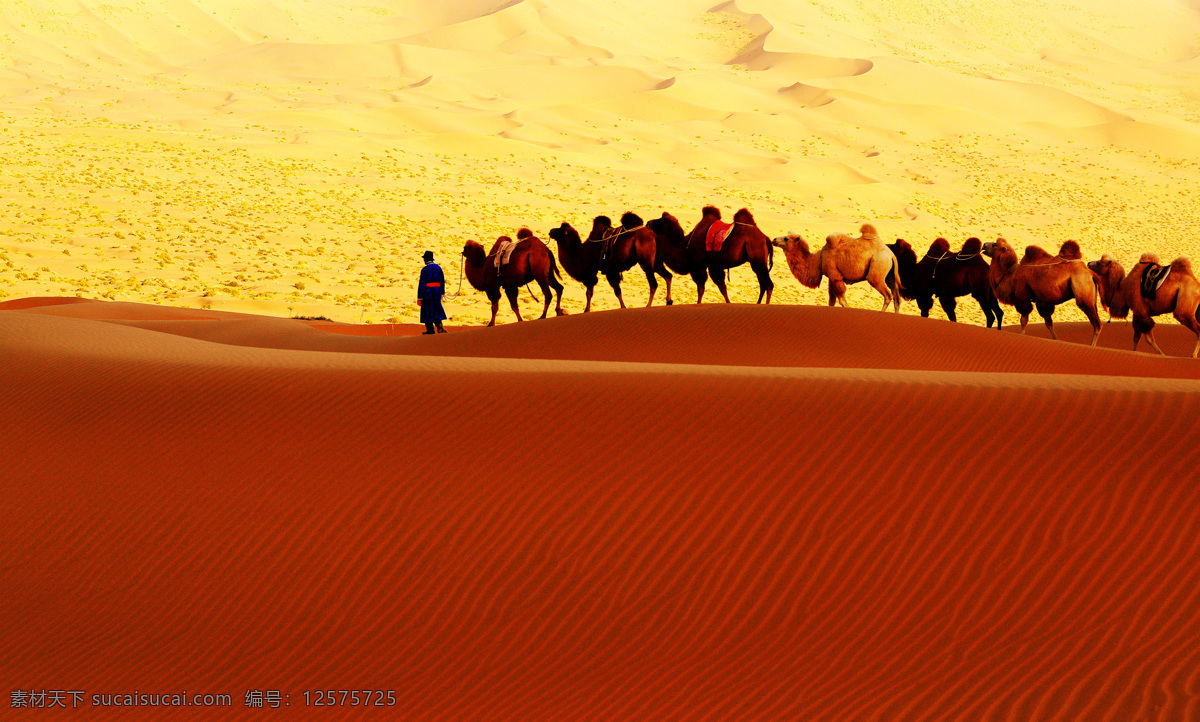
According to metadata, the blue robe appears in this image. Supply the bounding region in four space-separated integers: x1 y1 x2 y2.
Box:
418 262 447 324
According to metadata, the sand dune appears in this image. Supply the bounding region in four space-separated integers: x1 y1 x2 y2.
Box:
5 0 1200 716
5 301 1200 718
3 0 1199 322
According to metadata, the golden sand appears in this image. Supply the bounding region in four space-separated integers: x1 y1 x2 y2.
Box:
1 0 1198 325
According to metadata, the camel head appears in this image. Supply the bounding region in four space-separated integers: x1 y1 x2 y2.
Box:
772 233 820 288
1087 254 1124 279
888 239 921 301
982 238 1016 264
548 222 581 247
648 212 685 248
771 233 810 254
462 239 487 265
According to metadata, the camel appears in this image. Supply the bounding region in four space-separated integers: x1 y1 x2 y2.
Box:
646 211 692 305
891 237 1002 327
981 237 1101 345
547 221 604 312
1087 253 1139 321
461 229 564 326
1124 254 1200 357
682 206 774 304
772 224 900 311
586 213 663 308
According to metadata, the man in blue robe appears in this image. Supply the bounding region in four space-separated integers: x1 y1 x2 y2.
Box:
417 250 447 334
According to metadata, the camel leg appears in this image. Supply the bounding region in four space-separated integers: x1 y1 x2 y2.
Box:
991 298 1004 330
827 284 839 307
1146 328 1165 355
832 279 848 308
488 298 499 327
1036 302 1057 340
917 295 933 318
643 260 658 307
551 277 565 316
940 295 958 323
537 279 552 319
868 274 891 312
664 275 674 306
972 291 991 327
693 271 707 304
1019 313 1030 334
505 285 523 322
710 266 732 303
584 285 594 313
752 260 773 304
607 273 626 309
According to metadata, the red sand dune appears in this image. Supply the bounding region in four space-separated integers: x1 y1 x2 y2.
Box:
4 298 1200 719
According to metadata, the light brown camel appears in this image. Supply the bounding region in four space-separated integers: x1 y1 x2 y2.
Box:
982 237 1102 345
771 224 900 311
462 229 564 326
1087 253 1141 321
1125 255 1200 357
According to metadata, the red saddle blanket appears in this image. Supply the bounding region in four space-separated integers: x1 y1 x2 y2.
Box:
705 221 733 252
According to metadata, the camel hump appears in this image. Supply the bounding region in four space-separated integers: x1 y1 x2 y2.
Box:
701 205 721 220
1057 240 1082 260
824 233 851 249
516 228 534 240
733 208 756 225
621 211 643 228
959 237 982 255
1171 257 1193 275
1139 252 1162 265
1021 245 1054 264
929 237 951 254
859 223 878 240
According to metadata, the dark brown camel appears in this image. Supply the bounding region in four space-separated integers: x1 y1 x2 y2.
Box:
462 229 564 326
891 237 1003 327
586 213 662 307
547 221 604 312
682 206 774 304
982 237 1102 345
646 211 692 305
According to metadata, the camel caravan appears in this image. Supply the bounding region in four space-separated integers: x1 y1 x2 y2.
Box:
457 205 1200 357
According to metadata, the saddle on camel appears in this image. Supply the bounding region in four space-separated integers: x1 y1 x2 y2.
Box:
461 229 564 327
682 206 774 305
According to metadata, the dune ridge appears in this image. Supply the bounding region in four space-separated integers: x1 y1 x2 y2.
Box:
2 0 1199 324
4 304 1200 719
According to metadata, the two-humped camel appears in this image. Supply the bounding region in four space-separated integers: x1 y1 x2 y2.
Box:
772 224 900 311
982 238 1101 346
